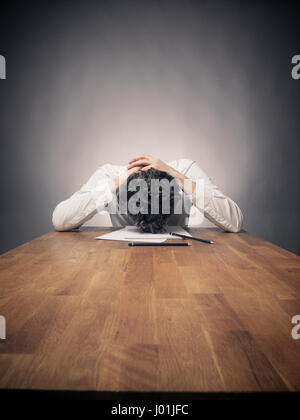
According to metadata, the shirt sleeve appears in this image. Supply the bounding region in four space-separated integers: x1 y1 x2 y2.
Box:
52 164 115 231
184 160 244 233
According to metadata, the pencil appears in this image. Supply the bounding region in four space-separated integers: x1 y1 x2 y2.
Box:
170 232 214 244
128 242 190 246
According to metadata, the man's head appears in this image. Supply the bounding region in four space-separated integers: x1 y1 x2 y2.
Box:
116 168 181 233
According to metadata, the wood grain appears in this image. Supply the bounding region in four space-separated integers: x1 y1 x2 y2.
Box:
0 227 299 391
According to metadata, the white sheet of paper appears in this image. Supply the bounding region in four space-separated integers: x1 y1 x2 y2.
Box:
95 226 192 242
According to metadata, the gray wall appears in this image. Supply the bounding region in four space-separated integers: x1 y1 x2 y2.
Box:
1 0 299 254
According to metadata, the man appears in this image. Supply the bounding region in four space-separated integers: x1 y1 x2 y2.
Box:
52 154 243 233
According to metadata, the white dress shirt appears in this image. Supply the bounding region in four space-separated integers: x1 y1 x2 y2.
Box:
52 158 243 233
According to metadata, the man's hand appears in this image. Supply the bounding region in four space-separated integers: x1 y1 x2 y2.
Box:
128 154 196 196
127 154 175 175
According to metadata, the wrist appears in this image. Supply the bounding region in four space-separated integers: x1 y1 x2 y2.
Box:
168 168 195 195
109 178 118 193
168 167 185 183
167 166 180 178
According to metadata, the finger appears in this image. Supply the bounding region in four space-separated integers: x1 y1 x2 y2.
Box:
128 155 147 164
130 165 143 173
127 159 150 169
141 165 152 171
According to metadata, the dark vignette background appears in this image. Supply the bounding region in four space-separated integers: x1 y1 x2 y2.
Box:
0 0 299 254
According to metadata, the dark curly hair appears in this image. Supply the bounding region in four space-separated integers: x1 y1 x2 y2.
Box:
116 168 180 233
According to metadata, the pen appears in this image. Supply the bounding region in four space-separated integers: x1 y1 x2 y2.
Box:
128 242 190 246
170 232 214 244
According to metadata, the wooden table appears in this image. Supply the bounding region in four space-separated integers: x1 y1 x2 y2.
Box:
0 227 299 393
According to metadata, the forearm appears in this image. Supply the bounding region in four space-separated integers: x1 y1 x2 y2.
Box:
52 180 114 231
52 193 96 231
168 165 243 233
167 167 196 195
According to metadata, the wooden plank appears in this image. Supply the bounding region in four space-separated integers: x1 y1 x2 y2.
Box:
156 298 223 391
